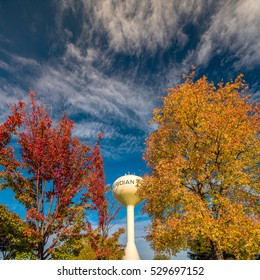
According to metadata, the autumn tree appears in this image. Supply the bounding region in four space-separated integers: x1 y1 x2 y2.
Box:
82 135 124 260
153 252 171 260
0 204 40 259
138 71 260 260
1 91 92 259
0 100 31 259
0 99 24 175
53 135 124 260
0 91 124 260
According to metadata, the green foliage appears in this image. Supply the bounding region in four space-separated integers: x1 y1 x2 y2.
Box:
52 229 125 260
0 204 40 259
79 227 125 260
52 236 84 260
153 253 171 260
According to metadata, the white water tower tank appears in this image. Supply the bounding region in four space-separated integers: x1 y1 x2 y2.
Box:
112 174 143 260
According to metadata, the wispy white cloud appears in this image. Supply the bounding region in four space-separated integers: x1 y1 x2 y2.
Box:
34 42 154 128
0 45 151 159
0 80 27 122
195 0 260 69
58 0 260 71
59 0 216 55
72 121 144 159
0 50 41 76
91 0 180 54
0 60 13 72
35 53 152 131
1 0 259 160
10 54 41 68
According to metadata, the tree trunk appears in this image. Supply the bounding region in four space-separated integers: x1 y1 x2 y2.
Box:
37 242 44 260
210 240 224 260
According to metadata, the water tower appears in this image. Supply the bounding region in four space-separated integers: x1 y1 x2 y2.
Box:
112 174 143 260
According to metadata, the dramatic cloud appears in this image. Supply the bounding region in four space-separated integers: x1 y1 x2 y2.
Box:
35 43 154 126
92 0 180 53
59 0 217 54
196 0 260 69
1 0 259 159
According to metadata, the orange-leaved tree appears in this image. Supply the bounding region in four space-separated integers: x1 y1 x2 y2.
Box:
138 70 260 259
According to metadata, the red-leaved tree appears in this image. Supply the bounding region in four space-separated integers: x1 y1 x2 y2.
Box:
0 100 39 260
1 91 124 260
3 91 91 259
0 100 24 172
83 134 124 260
51 134 124 260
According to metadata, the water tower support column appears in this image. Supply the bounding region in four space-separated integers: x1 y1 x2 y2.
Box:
124 204 140 260
127 205 135 244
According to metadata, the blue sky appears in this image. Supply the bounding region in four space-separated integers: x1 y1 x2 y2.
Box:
0 0 259 260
